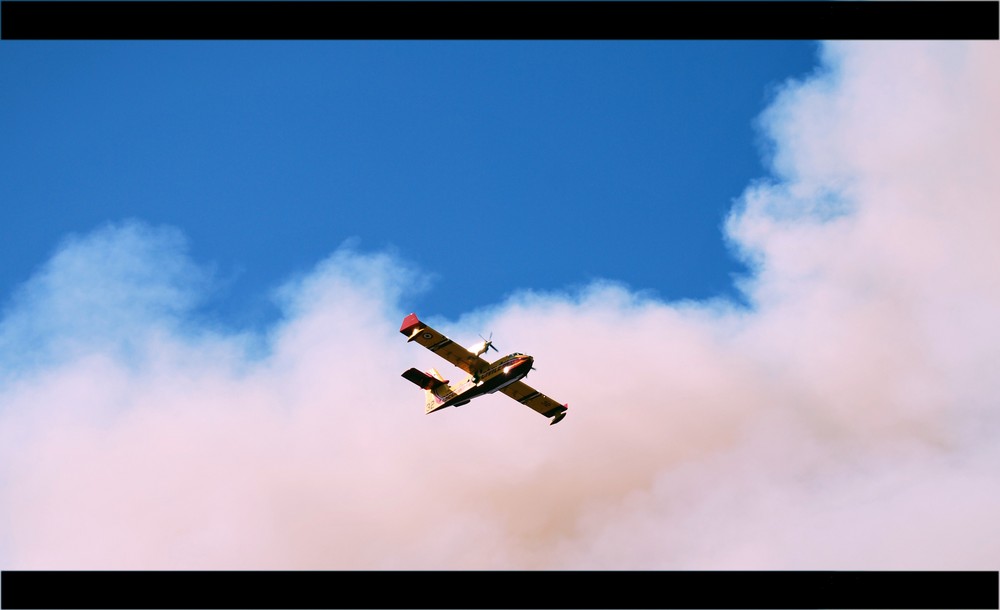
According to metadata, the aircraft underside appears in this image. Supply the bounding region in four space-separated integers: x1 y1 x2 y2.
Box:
438 366 529 409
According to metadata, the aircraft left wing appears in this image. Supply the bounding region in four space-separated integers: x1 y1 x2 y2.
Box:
399 313 491 377
500 380 568 425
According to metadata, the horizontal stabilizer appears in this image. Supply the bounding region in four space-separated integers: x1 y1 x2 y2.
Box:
401 367 448 390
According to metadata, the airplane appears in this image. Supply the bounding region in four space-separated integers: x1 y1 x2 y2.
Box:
399 313 568 425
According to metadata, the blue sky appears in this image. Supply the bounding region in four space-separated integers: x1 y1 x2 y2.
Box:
1 41 818 326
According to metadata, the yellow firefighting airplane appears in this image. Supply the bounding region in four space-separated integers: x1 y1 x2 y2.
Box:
400 313 568 425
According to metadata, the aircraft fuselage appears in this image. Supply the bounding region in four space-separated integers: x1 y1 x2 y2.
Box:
436 353 534 409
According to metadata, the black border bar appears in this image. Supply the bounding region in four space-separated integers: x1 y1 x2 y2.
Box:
2 1 998 40
2 570 999 609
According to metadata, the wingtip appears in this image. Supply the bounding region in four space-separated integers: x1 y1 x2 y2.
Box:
549 408 568 426
400 312 422 335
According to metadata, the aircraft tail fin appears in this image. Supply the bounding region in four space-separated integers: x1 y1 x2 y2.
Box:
423 388 449 414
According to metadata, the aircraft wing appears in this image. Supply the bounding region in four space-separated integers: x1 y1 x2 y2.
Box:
500 380 568 425
399 313 491 377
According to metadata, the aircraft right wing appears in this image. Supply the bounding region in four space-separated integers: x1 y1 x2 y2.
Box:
399 313 491 377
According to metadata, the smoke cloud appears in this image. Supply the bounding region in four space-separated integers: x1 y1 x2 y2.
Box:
2 41 998 570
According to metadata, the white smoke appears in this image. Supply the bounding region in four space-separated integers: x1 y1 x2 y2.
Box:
1 41 998 570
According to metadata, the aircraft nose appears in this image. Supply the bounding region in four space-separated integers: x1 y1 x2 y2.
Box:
503 356 533 375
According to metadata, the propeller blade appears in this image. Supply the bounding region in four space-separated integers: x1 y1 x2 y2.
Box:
479 332 499 352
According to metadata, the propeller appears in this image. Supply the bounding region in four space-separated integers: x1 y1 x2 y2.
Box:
480 332 499 353
470 332 499 357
